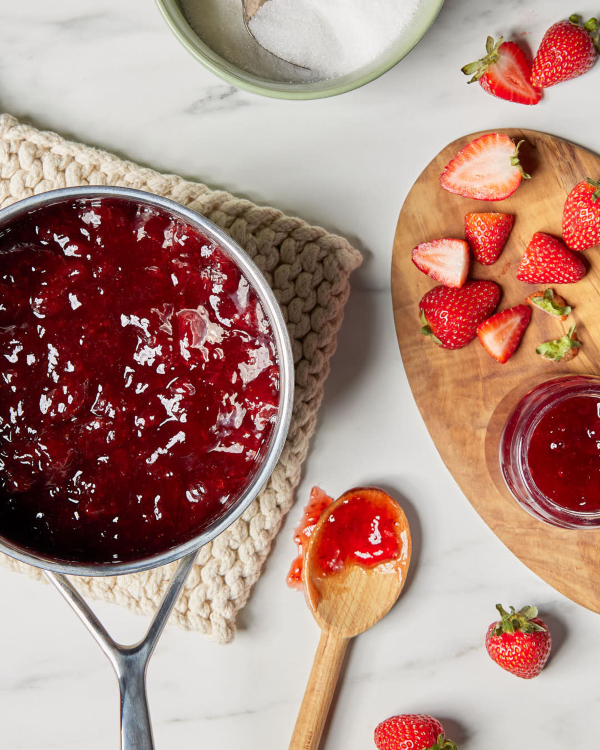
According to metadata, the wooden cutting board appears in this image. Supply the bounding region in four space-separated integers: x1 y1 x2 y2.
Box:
391 128 600 614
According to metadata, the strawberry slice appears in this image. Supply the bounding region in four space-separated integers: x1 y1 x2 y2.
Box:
516 232 587 284
465 212 514 265
440 134 530 201
477 304 531 363
462 37 542 105
420 280 500 350
411 238 470 287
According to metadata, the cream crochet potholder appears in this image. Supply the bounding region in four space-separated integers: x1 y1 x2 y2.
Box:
0 114 362 643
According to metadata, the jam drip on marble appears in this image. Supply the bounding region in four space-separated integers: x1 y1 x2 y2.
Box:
527 394 600 513
0 197 280 563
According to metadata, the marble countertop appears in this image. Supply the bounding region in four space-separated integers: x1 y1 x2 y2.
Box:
1 0 600 747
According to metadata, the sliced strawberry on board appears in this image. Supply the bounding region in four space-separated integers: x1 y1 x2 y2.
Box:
516 232 586 284
527 288 571 320
462 37 542 105
536 325 582 362
531 15 599 88
440 134 530 201
419 280 501 350
477 304 531 364
465 212 514 265
562 178 600 251
411 238 470 288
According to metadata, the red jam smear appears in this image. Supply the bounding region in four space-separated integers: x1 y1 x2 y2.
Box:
0 197 280 564
287 486 333 589
313 491 400 576
527 395 600 513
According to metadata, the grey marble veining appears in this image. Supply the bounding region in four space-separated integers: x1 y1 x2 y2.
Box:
1 2 600 748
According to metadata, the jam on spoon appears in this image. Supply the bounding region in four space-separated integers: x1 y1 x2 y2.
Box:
0 197 280 564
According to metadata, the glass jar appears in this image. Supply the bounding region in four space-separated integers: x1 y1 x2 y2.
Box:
500 375 600 529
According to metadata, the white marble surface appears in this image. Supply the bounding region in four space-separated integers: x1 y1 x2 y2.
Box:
1 1 600 747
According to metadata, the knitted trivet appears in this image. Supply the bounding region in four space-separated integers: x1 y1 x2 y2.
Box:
0 114 362 643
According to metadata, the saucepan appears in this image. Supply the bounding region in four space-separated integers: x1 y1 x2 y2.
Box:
0 186 294 749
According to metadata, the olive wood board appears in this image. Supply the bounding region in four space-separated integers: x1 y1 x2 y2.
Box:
392 128 600 614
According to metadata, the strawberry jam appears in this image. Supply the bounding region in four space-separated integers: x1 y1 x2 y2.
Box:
500 375 600 528
312 489 401 576
287 486 333 589
527 395 600 512
0 197 280 564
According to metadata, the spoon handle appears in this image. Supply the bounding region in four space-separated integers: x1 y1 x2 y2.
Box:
289 629 349 750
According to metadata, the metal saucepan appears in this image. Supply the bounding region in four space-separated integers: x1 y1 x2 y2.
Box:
0 186 294 749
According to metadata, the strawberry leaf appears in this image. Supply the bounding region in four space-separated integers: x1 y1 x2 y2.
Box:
530 289 571 317
536 325 582 361
420 310 444 347
493 603 546 635
510 140 531 180
430 733 458 750
461 36 503 83
585 178 600 202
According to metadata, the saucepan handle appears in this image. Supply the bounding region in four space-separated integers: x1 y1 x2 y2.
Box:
115 647 154 750
45 550 198 750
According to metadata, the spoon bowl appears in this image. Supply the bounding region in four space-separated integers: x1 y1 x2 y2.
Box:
305 487 411 636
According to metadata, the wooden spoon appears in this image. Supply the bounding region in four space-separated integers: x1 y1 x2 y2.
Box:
289 487 412 750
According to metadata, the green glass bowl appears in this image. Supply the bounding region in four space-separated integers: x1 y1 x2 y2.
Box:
155 0 445 99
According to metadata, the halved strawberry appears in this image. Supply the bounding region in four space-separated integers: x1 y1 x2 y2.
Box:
462 37 542 105
516 232 586 283
440 134 530 201
477 304 531 363
465 212 514 265
411 238 470 288
420 280 500 350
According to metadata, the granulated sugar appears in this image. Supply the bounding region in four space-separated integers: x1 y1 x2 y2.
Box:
250 0 424 79
180 0 423 83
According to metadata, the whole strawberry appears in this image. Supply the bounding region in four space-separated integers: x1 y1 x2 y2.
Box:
374 714 457 750
420 280 500 350
486 604 551 679
516 232 586 283
563 178 600 251
531 15 599 88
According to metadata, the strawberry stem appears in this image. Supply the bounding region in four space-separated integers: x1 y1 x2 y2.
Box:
430 734 458 750
585 177 600 202
420 310 443 347
511 140 531 180
493 604 547 636
461 36 503 83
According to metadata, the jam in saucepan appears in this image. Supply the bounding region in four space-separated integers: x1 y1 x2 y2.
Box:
0 197 280 564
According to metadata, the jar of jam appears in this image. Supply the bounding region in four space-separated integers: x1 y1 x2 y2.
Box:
500 375 600 529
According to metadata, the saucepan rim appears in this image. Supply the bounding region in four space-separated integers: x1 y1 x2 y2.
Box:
0 186 294 576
